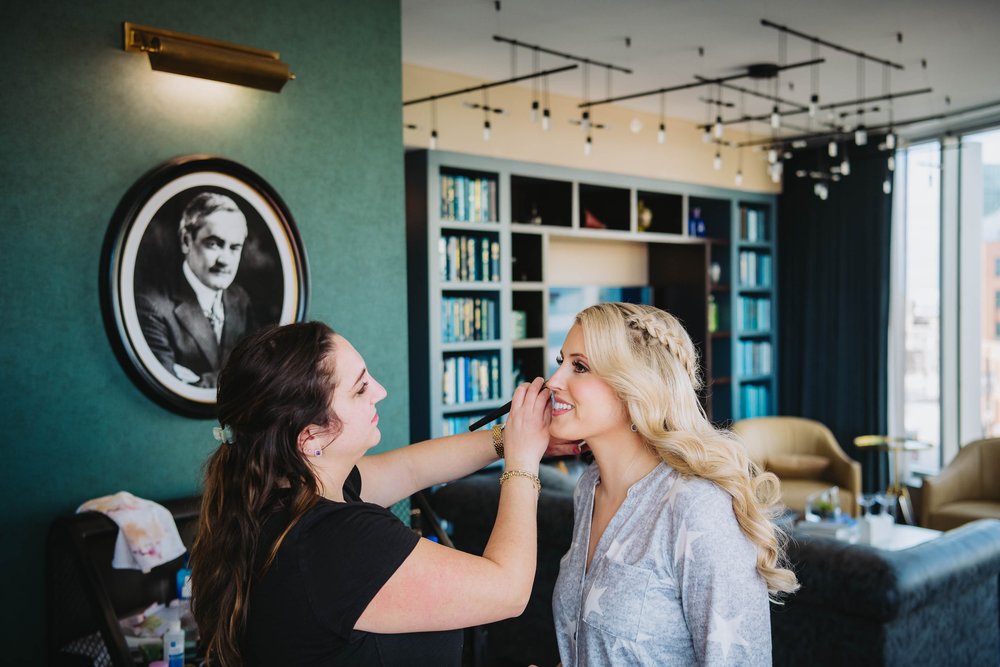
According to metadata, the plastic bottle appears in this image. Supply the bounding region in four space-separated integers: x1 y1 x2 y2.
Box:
163 619 184 667
176 554 192 600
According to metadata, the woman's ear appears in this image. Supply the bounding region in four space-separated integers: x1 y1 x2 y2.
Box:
298 425 323 458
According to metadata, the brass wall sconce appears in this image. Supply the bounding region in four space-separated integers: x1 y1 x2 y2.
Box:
123 22 295 93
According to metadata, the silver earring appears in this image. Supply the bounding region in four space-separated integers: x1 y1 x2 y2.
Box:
630 423 638 432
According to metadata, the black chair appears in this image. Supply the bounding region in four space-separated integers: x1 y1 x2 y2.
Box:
45 496 201 667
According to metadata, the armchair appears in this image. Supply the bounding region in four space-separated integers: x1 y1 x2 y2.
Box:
922 437 1000 530
732 416 862 517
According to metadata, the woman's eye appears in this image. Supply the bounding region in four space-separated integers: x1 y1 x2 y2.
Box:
357 381 369 396
573 362 588 373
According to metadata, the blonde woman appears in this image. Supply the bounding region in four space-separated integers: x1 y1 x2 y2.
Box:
550 303 798 666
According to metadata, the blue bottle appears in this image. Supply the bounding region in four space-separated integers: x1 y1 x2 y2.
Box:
176 554 192 600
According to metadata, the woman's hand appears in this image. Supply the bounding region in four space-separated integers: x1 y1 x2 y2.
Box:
503 377 551 473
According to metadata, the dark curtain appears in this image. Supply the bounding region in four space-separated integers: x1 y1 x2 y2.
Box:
778 140 892 493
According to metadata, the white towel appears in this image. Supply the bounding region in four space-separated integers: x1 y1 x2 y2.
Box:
77 491 186 573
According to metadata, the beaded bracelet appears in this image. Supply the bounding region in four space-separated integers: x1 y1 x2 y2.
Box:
491 423 505 459
499 469 541 494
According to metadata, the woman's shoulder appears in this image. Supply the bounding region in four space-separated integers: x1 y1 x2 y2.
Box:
657 468 734 518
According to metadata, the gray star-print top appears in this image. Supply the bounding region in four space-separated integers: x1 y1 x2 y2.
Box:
553 462 771 666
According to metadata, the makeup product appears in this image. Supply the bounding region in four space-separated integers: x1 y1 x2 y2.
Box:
468 382 548 431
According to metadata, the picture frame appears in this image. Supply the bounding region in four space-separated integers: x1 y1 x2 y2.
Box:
101 155 309 417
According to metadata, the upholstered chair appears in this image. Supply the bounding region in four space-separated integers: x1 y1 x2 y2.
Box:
921 437 1000 530
732 416 862 517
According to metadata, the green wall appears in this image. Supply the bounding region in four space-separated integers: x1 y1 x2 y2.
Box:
0 1 405 660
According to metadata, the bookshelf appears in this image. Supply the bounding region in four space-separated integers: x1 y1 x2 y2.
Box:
405 150 777 439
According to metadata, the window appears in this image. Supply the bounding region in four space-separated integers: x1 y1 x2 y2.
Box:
899 142 941 473
963 128 1000 438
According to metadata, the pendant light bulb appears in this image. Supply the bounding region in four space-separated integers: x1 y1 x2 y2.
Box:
702 129 711 144
735 170 743 186
828 141 838 158
841 158 851 176
531 100 539 123
713 116 723 139
581 111 590 132
809 94 819 118
886 131 896 150
855 124 868 146
767 148 778 164
887 155 895 172
542 108 551 131
770 105 781 129
429 129 438 150
657 123 666 144
883 179 892 194
713 152 721 171
584 135 592 156
483 120 491 142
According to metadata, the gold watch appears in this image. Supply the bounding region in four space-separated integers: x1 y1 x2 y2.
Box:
491 423 505 459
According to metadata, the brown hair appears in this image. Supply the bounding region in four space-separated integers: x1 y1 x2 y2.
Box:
190 322 341 666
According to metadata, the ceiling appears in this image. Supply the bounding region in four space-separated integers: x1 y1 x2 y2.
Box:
402 0 1000 143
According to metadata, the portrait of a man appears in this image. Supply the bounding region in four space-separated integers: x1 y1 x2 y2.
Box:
105 157 307 416
136 192 257 388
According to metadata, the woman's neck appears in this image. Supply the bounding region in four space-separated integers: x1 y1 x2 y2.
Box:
589 434 661 501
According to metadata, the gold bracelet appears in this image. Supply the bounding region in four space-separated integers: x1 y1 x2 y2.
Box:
499 469 541 494
491 423 505 459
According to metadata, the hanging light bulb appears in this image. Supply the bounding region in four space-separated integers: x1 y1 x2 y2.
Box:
714 115 723 139
483 119 491 142
735 170 743 186
531 100 539 123
429 129 438 150
770 105 781 129
584 134 592 156
767 148 778 164
813 182 823 197
713 152 722 171
883 179 892 194
886 131 896 150
542 108 551 131
702 128 711 144
855 124 868 146
841 157 851 176
887 155 895 172
817 183 829 200
658 122 666 144
770 162 782 184
581 110 590 132
809 94 819 118
828 141 838 158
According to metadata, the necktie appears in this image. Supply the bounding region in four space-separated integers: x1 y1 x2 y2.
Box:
208 292 224 342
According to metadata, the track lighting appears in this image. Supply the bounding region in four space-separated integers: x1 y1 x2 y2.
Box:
855 124 868 146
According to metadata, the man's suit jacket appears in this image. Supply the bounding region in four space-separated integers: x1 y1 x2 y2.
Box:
136 270 257 388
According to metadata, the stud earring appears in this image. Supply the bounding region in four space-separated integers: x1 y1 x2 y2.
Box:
314 449 322 457
630 423 638 432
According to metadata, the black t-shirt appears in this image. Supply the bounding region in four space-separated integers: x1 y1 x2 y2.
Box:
244 468 463 666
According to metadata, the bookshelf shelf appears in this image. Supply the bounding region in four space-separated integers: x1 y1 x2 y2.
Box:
406 150 778 438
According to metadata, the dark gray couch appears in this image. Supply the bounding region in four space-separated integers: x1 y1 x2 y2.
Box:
773 519 1000 666
430 464 577 667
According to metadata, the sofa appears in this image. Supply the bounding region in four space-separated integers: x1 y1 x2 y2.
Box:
429 463 577 667
922 437 1000 531
772 519 1000 666
733 416 862 517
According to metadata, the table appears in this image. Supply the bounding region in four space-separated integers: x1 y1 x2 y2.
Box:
868 522 941 550
853 435 934 525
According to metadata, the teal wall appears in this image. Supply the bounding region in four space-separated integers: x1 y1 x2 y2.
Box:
0 1 405 660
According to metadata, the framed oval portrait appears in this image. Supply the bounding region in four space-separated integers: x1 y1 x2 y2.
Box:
102 155 309 417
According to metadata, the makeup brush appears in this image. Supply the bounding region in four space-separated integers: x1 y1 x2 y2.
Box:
468 382 548 431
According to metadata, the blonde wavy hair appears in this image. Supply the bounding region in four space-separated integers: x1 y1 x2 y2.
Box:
576 302 798 597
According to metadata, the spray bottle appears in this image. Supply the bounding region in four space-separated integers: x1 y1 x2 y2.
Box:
163 619 184 667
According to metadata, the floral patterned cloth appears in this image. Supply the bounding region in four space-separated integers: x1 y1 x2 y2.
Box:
77 491 186 573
